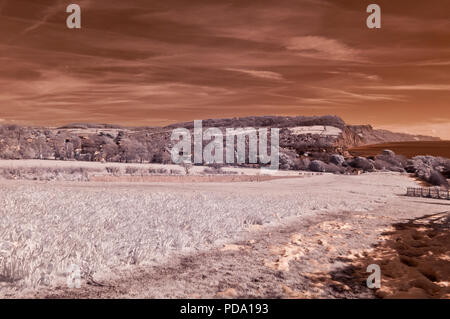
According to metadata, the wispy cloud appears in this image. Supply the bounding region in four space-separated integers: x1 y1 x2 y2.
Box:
0 0 449 138
20 3 63 35
20 0 93 35
285 36 362 62
377 122 450 140
365 84 450 91
326 71 380 81
417 60 450 66
314 87 404 102
225 68 285 81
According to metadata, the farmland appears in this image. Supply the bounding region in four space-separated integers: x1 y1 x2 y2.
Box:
349 141 450 159
3 167 443 298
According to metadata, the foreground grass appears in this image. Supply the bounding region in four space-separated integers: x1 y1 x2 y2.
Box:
0 173 414 292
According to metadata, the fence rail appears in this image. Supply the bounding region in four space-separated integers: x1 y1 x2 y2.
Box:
406 187 450 200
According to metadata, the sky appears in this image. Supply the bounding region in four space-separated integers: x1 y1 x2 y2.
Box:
0 0 449 139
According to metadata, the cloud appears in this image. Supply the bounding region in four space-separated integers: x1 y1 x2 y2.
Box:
377 122 450 140
20 0 92 35
225 68 285 81
314 87 404 102
417 60 450 66
20 4 63 35
365 84 450 91
326 71 381 81
0 0 449 138
285 36 361 62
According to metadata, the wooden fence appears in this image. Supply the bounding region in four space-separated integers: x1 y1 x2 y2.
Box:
406 187 450 200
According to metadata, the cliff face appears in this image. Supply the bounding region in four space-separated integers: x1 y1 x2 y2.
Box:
336 125 440 149
334 126 365 149
0 116 441 163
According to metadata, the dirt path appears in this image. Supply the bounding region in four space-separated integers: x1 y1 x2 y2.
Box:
25 196 449 299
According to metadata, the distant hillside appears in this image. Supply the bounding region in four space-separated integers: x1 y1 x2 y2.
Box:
166 115 346 130
0 116 440 164
344 125 440 146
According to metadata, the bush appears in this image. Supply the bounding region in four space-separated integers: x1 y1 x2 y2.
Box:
375 153 407 168
156 168 168 174
330 154 345 166
324 163 345 174
0 167 93 181
202 167 222 175
106 166 120 175
125 167 139 175
348 157 374 172
309 160 344 173
429 170 449 187
373 159 405 172
309 160 326 172
148 168 168 175
382 149 395 157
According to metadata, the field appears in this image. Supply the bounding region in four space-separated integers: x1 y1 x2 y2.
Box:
349 141 450 159
0 161 449 298
0 159 302 181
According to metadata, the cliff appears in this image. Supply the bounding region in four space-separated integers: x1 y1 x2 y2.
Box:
0 116 441 163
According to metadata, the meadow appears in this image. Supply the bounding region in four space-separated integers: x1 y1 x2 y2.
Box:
0 170 414 294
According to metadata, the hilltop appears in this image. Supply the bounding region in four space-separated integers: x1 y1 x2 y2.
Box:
0 115 439 164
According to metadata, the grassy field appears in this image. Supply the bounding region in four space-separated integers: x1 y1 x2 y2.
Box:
349 141 450 159
0 159 302 182
0 172 415 294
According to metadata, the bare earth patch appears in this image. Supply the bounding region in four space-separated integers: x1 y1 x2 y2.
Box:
344 212 450 299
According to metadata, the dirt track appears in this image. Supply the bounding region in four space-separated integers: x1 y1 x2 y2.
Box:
25 196 449 299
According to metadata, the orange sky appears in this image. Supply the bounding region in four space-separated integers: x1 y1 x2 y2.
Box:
0 0 449 138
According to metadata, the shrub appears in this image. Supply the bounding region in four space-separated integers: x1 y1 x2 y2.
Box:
0 167 93 181
348 157 374 172
429 170 449 187
309 160 326 172
106 166 120 175
373 159 404 172
382 149 395 157
156 168 168 174
148 168 168 175
125 167 139 175
202 167 222 175
330 154 345 166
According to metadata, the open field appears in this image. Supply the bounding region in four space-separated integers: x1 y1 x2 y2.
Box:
0 159 303 182
2 169 448 298
31 202 448 299
349 141 450 159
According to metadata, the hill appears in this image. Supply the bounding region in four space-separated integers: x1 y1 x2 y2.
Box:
0 115 440 164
